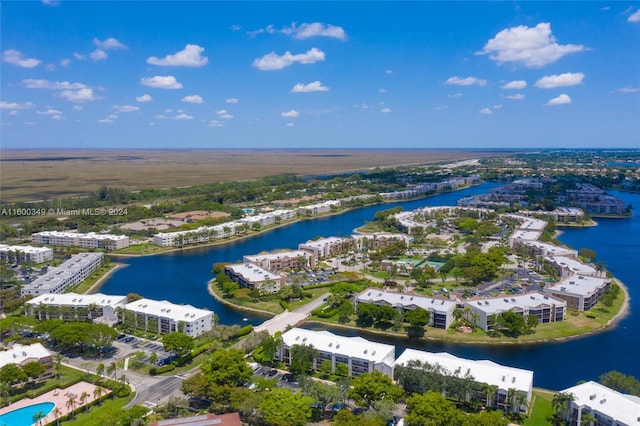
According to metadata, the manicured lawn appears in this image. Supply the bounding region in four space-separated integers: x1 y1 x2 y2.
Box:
70 263 118 293
64 393 133 425
6 365 88 404
523 390 555 426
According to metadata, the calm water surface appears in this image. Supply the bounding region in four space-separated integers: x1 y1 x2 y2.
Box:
100 184 639 390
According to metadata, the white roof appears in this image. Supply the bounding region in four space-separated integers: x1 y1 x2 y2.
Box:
22 253 103 293
27 292 127 308
395 348 533 394
466 291 566 315
521 240 577 257
299 237 345 247
546 275 610 297
562 381 640 425
225 263 282 282
33 231 127 240
357 288 456 313
505 215 547 232
0 343 52 367
511 229 542 242
244 250 311 262
545 256 597 276
0 244 52 254
124 298 212 322
282 328 395 364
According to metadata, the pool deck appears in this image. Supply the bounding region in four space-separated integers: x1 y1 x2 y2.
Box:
0 381 109 425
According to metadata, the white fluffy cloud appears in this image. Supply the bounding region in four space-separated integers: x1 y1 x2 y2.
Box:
73 105 84 111
174 113 194 120
140 76 183 89
3 49 41 68
59 88 100 102
281 110 300 118
478 23 586 68
292 81 329 93
0 101 35 110
504 93 525 100
98 118 115 124
60 58 71 67
502 80 527 90
444 76 487 86
22 79 87 90
37 109 62 115
253 48 325 71
225 98 238 104
628 10 640 22
249 22 346 40
147 44 208 67
535 72 585 88
94 37 127 50
479 108 493 114
546 94 572 106
136 94 152 102
216 109 234 119
609 87 640 94
113 105 140 113
380 107 392 113
182 95 204 104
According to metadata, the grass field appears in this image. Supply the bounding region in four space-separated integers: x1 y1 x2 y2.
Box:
0 149 496 202
523 389 555 426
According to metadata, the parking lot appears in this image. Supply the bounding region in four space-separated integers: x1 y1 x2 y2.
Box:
115 334 175 366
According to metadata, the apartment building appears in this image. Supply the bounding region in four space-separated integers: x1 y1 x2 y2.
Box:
25 292 127 325
355 288 456 329
544 275 611 311
544 256 600 279
395 348 534 414
0 343 54 382
560 381 640 426
0 244 54 264
463 291 566 331
223 263 286 293
298 237 349 259
31 231 129 250
20 252 104 296
298 200 341 216
278 328 395 377
351 233 411 251
123 298 214 338
243 250 315 273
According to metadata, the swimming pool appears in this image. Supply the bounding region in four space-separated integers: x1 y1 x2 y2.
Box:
0 402 54 426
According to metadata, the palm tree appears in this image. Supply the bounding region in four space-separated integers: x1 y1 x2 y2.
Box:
66 393 78 419
52 406 62 426
515 392 528 415
32 409 46 426
96 362 105 379
506 388 517 413
581 411 596 425
54 353 63 379
107 361 117 380
0 381 10 405
483 383 498 409
79 391 90 411
552 392 574 424
93 386 105 405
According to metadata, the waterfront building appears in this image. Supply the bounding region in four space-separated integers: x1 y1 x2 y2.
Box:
351 233 411 251
238 209 297 228
25 292 127 326
31 231 130 250
298 200 341 216
355 288 456 329
544 275 611 311
298 236 349 259
393 206 491 234
243 250 315 273
123 298 213 338
514 240 578 259
0 244 54 264
558 183 626 215
544 256 600 278
395 348 533 414
380 176 480 200
548 207 585 223
560 381 640 426
20 252 104 296
223 263 286 293
0 343 53 383
463 291 566 331
278 327 395 377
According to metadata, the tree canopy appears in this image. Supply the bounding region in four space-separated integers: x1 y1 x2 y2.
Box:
162 332 194 356
257 388 313 426
349 370 403 410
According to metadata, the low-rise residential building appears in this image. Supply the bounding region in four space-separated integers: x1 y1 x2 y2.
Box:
0 244 54 264
298 200 341 216
544 256 600 278
223 263 286 293
560 381 640 426
238 209 297 228
123 298 214 338
20 252 104 296
31 231 129 250
0 343 54 382
278 328 395 377
463 291 567 331
515 240 577 259
355 288 456 329
351 233 411 250
395 348 533 414
298 237 349 259
544 275 611 311
25 292 127 325
548 207 585 223
243 250 315 272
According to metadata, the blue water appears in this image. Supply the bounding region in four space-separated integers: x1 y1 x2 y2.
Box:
0 402 54 426
100 183 640 390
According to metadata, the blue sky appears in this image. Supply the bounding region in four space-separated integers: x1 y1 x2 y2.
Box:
1 1 639 149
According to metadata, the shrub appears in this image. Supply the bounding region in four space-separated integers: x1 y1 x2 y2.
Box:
150 364 176 375
235 324 253 338
279 300 289 310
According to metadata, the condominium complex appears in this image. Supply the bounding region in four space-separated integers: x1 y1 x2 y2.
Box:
395 348 533 414
0 343 54 382
25 292 127 325
544 275 611 311
243 250 315 272
20 252 104 296
380 176 480 200
463 292 566 331
560 381 640 426
31 231 129 250
298 237 349 258
278 328 396 377
298 200 341 216
355 288 456 329
223 263 286 293
0 244 54 264
123 298 214 337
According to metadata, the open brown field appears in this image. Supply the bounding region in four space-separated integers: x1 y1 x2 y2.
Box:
0 149 499 203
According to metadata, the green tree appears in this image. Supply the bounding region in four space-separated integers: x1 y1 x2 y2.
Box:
302 379 343 416
289 344 318 376
496 311 527 336
22 361 46 385
406 308 431 327
405 391 460 426
258 388 313 426
162 332 194 357
349 370 403 410
0 363 27 385
599 371 640 396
